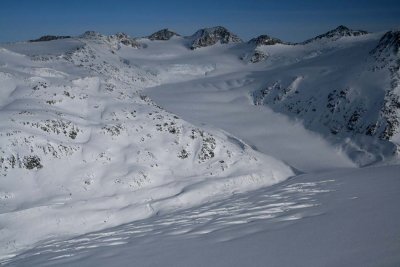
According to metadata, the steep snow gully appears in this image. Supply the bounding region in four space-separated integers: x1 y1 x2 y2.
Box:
0 25 399 266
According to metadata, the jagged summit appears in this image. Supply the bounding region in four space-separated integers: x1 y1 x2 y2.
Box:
78 31 142 48
188 26 242 50
371 30 400 57
80 30 104 39
29 35 71 42
248 35 283 46
303 25 368 43
148 29 180 41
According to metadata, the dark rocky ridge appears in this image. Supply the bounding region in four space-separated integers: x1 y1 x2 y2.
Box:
370 30 400 60
189 26 242 50
248 35 283 46
369 30 400 140
303 25 368 44
29 35 71 42
148 29 180 41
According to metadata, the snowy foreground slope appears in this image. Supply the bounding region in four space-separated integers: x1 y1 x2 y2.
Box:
0 26 400 266
4 165 400 267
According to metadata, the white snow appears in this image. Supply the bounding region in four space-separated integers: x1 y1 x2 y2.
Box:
0 28 399 267
3 165 399 267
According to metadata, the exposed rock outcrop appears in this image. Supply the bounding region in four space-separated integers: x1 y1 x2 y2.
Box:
189 26 242 50
248 35 283 46
29 35 71 42
303 25 368 44
148 29 180 40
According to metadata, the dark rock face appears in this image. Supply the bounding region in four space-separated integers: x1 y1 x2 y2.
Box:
29 35 71 42
189 26 242 49
249 51 268 63
303 25 368 44
23 155 43 169
370 30 400 60
369 31 400 140
248 35 283 46
148 29 180 41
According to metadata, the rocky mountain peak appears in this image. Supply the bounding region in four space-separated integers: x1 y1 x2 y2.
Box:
148 29 180 41
303 25 368 44
248 35 283 46
189 26 242 50
108 32 141 48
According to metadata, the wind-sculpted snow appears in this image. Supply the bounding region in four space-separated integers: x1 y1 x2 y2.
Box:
0 34 293 260
4 165 400 267
3 177 333 266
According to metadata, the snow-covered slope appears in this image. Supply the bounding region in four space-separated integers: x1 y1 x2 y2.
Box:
4 165 400 267
249 28 400 165
0 35 293 260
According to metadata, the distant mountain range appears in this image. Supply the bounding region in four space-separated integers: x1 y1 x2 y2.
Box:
26 25 370 46
7 25 400 165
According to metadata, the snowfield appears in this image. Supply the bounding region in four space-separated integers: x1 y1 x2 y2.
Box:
3 165 399 267
0 26 399 266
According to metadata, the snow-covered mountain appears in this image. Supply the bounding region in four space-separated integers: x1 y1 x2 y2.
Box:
0 25 399 265
0 28 292 260
251 28 400 164
241 34 285 63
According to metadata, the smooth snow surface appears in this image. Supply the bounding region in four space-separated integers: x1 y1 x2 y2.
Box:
3 165 400 267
